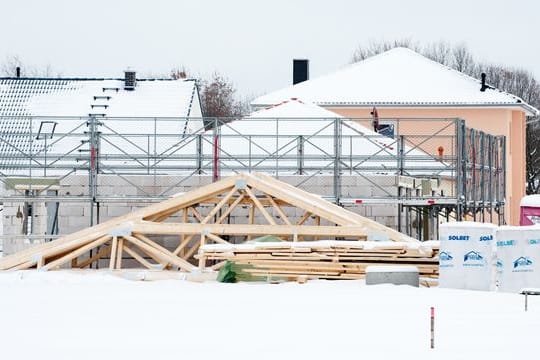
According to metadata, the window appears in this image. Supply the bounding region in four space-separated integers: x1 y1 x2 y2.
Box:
376 121 396 138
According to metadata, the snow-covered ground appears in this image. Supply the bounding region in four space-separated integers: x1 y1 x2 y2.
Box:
0 271 537 359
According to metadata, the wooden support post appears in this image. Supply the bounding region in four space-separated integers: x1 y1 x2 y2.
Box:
199 232 207 269
116 237 124 269
314 216 321 240
109 236 118 270
247 204 255 241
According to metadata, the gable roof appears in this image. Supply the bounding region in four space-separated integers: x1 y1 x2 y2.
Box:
0 77 200 118
252 48 539 116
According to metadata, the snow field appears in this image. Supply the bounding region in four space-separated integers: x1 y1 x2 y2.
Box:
0 270 538 360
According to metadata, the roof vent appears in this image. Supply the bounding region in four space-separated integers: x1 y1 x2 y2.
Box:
293 59 309 85
124 69 136 91
480 73 489 92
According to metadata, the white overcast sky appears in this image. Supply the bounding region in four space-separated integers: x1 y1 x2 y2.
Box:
1 0 539 98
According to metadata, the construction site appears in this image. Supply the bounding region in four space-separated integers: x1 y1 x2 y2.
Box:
0 111 505 278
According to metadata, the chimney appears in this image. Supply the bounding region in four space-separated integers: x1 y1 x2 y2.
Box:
124 69 136 90
16 67 20 78
480 73 487 92
293 59 309 85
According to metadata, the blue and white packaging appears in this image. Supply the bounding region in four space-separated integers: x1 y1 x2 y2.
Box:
439 222 496 290
496 225 540 293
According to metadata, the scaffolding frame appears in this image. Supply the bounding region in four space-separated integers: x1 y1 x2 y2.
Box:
0 116 506 241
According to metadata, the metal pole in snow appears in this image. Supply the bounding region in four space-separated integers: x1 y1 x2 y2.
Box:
430 306 435 349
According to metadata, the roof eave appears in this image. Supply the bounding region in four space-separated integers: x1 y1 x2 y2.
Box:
311 102 538 116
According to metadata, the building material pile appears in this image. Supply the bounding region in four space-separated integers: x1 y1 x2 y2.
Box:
199 240 438 280
0 173 437 278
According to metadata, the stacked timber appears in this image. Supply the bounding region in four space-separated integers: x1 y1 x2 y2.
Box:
199 240 439 280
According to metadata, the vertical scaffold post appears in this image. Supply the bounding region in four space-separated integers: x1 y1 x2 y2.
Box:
333 118 342 204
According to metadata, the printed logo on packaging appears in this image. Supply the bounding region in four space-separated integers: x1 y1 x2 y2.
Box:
439 251 454 267
496 239 515 247
528 239 540 245
512 256 534 272
448 234 470 241
463 251 485 267
496 259 503 272
479 234 493 241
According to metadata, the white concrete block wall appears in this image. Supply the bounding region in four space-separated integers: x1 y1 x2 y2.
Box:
1 174 410 254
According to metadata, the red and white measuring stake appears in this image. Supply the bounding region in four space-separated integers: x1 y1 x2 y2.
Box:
430 306 435 349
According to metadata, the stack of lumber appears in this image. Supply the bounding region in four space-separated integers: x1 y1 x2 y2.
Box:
198 240 439 280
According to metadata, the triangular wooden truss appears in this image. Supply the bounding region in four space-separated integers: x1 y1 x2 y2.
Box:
0 173 417 271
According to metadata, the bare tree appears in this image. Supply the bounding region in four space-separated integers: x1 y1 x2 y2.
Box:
199 72 245 118
1 55 60 77
452 44 475 73
351 39 419 62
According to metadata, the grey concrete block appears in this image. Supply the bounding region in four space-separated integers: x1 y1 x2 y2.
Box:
366 266 419 287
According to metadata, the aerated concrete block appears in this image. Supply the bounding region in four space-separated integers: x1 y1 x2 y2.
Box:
365 266 419 287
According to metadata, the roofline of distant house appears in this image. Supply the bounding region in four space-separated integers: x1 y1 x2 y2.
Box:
252 101 539 116
0 77 197 82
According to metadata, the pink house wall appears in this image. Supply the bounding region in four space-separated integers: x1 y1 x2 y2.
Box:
327 107 527 225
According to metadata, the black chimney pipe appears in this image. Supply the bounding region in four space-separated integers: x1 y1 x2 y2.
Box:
480 73 488 92
293 59 309 85
16 67 20 78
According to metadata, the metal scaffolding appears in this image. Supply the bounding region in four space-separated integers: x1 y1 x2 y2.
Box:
0 116 506 241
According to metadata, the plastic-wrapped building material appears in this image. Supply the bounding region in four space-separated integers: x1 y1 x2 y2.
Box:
439 222 496 291
496 225 540 293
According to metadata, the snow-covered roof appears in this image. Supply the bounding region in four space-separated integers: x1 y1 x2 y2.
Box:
0 77 204 176
521 195 540 207
0 77 201 118
252 48 539 116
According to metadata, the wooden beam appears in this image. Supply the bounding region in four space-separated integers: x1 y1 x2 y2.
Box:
109 236 118 270
173 234 195 256
215 194 245 224
42 235 112 271
205 232 229 245
247 204 255 241
266 195 291 225
123 235 194 272
123 244 155 269
297 211 312 225
132 221 370 238
190 207 204 223
244 186 276 225
201 186 237 224
198 233 206 269
116 237 124 269
77 245 112 269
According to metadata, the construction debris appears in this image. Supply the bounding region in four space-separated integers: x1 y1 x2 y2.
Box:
0 173 431 277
